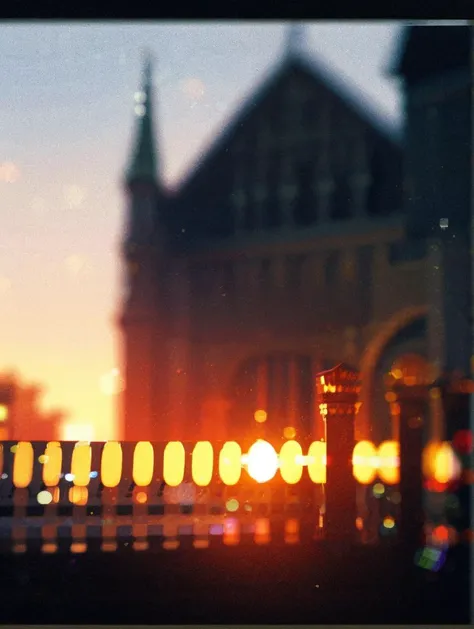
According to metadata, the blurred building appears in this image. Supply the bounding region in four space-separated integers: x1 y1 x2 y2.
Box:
119 25 472 444
0 374 61 442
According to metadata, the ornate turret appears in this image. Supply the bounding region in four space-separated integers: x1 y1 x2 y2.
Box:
120 52 166 442
126 53 158 186
124 52 162 252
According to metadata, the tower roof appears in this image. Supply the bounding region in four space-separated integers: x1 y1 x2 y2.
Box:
284 22 308 60
125 53 158 185
391 25 471 84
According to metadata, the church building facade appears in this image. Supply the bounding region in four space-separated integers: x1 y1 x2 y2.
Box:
118 25 472 445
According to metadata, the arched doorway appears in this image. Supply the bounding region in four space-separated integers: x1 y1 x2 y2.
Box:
387 353 435 440
358 305 429 441
370 318 430 443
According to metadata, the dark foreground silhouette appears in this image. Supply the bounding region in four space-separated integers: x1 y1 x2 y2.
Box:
0 537 469 624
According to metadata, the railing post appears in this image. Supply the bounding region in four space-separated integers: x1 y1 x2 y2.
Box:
315 363 359 542
390 383 428 554
440 376 473 535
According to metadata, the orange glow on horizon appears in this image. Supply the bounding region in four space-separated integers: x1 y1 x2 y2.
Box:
62 423 95 443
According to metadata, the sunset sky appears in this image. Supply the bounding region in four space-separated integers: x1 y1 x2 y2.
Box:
1 21 405 441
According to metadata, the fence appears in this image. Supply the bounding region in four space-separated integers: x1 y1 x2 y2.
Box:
0 437 405 554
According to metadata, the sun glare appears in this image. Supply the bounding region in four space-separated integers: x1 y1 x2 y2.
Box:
246 440 279 483
61 423 95 443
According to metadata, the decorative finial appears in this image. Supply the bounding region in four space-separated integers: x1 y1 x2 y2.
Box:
286 22 307 58
143 48 153 87
126 49 158 184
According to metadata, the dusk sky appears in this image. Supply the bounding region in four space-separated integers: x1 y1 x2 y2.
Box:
1 21 406 441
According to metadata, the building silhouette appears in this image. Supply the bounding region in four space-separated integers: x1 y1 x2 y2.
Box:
119 25 472 444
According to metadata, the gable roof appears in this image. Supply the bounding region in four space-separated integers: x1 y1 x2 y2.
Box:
174 51 401 198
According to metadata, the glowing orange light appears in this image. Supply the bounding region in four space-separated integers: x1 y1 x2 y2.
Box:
422 441 441 479
135 491 148 504
69 486 88 505
255 518 270 545
247 440 278 483
284 518 299 544
279 440 303 485
71 442 91 487
254 409 267 423
355 516 364 531
101 441 123 488
192 441 213 487
223 519 240 546
163 441 185 487
383 516 395 530
219 441 242 485
13 442 34 488
377 440 400 485
307 441 327 484
352 441 378 485
283 426 296 440
133 441 154 487
42 442 62 487
433 442 461 484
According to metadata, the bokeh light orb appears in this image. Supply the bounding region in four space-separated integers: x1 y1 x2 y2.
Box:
254 409 267 424
247 440 278 483
378 440 400 485
352 440 378 485
37 490 53 505
433 441 461 484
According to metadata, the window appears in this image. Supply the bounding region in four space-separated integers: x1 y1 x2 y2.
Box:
293 163 316 227
330 176 352 220
264 159 281 229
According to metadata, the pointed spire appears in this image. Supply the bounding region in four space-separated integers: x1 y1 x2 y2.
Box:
126 50 158 185
285 22 307 59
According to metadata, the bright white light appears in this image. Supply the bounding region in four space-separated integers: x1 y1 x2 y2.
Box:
247 440 279 484
134 104 146 117
61 423 95 442
100 368 124 396
134 91 146 104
